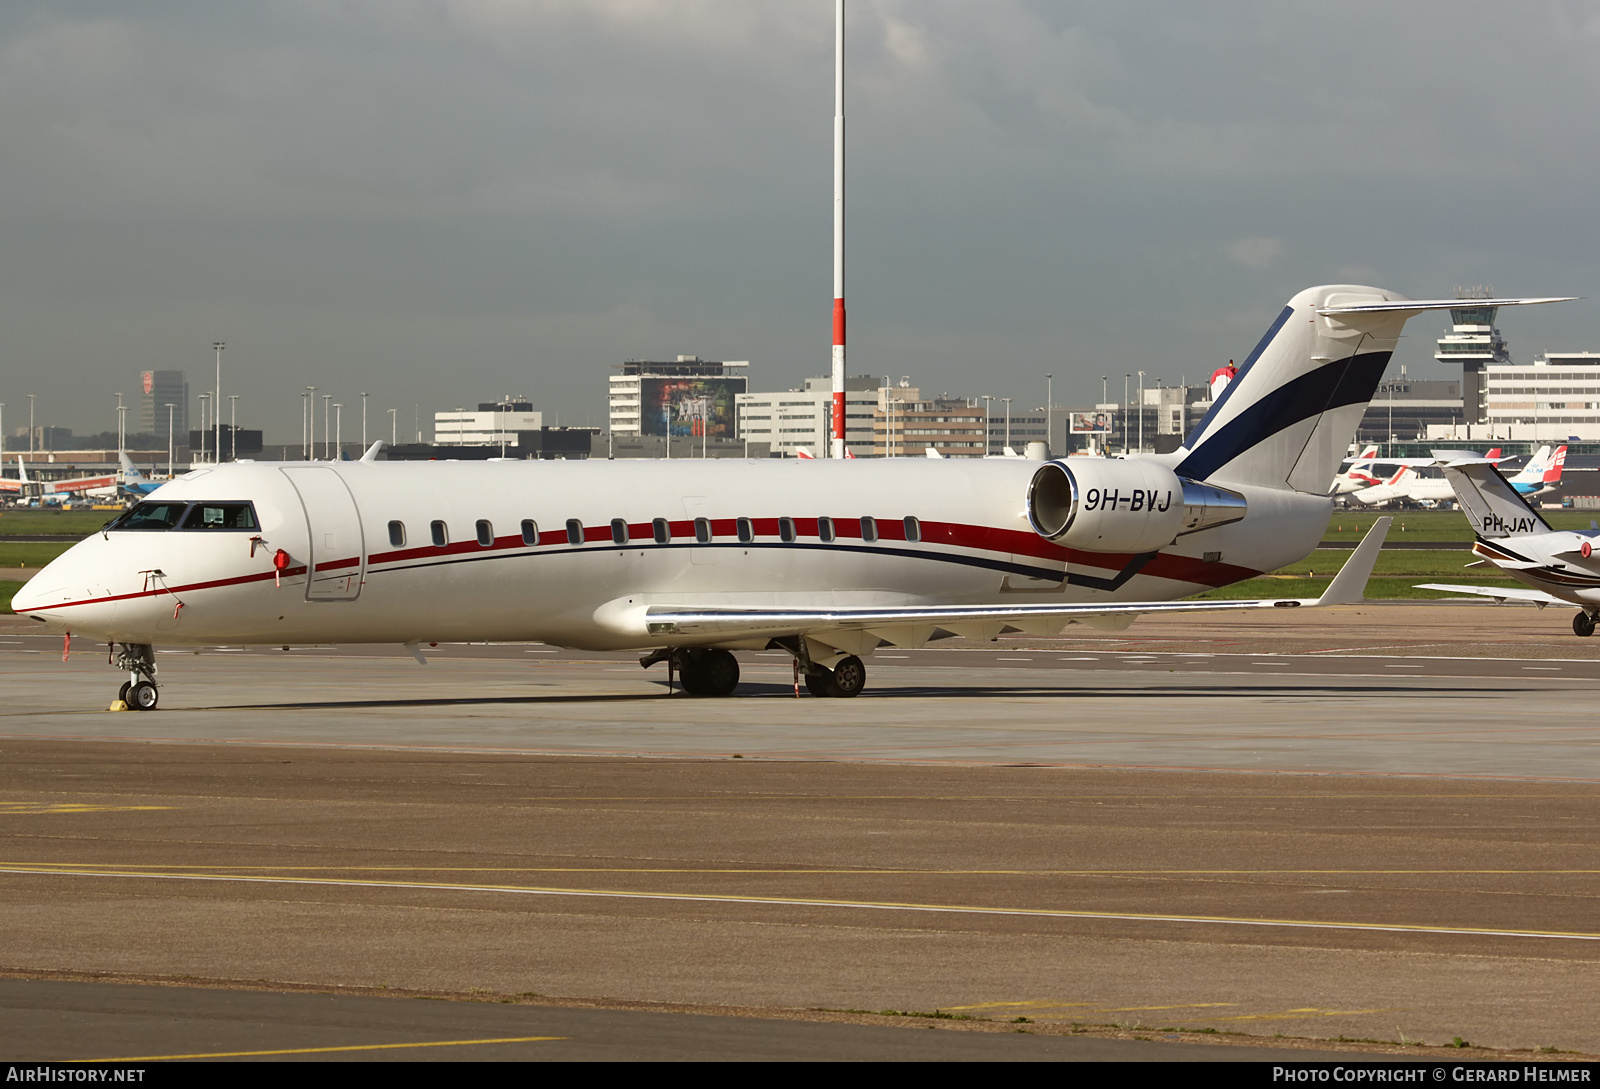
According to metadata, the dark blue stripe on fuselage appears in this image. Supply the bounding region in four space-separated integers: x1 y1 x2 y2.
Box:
1182 305 1294 450
1175 350 1392 482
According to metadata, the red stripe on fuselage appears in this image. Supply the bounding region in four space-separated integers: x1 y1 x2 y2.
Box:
19 517 1260 617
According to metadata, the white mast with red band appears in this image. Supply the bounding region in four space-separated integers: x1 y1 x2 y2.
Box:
830 0 847 459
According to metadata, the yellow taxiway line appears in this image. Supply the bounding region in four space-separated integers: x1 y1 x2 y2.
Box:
3 864 1598 942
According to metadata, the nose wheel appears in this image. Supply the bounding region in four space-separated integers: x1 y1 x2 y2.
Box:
1575 611 1596 638
111 643 160 710
802 655 867 698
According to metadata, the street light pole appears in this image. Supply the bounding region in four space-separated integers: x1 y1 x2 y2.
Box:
165 405 175 479
1122 375 1130 453
1136 370 1145 454
322 394 331 460
213 342 224 466
199 393 210 465
334 403 343 460
228 395 238 460
302 388 315 460
361 392 369 452
28 394 35 456
1002 397 1012 450
1045 374 1052 456
388 408 397 446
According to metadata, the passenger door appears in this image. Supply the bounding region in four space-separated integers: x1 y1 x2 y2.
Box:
281 466 366 601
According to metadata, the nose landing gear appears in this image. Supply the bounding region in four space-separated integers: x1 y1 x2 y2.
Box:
112 643 160 710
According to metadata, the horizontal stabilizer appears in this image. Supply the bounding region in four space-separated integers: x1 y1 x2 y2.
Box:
1318 297 1576 316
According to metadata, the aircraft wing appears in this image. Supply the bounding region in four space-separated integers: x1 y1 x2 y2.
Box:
643 519 1391 644
1414 583 1564 606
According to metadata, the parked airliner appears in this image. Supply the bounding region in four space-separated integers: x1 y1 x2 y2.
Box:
12 285 1570 709
0 457 117 504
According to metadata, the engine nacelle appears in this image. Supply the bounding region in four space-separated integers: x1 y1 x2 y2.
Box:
1026 460 1247 553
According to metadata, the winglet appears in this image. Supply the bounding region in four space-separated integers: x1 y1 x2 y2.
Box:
360 441 385 463
1315 517 1391 606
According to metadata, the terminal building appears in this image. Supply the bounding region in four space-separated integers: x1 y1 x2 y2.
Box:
434 399 543 447
737 375 879 457
608 357 748 441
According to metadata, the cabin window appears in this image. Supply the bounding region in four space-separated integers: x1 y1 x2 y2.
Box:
903 516 921 543
476 520 494 547
779 517 796 543
178 503 259 531
566 519 583 545
388 521 405 547
430 521 448 548
818 516 835 543
611 518 629 545
652 518 671 544
861 516 877 543
694 517 712 544
520 520 539 546
736 517 753 543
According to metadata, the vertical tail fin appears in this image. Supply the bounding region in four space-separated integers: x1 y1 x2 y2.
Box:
1175 287 1572 493
1545 445 1568 484
1443 461 1551 538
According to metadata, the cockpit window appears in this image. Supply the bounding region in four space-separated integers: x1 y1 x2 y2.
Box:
106 502 189 531
179 503 259 531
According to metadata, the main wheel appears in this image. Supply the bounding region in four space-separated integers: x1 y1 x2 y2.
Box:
828 655 866 698
675 658 706 696
117 681 131 704
1575 612 1595 638
698 650 740 697
804 671 831 697
128 681 159 711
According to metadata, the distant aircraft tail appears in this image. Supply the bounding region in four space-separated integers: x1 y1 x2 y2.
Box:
1443 461 1551 539
118 452 148 483
1174 287 1572 493
1545 444 1568 484
1511 445 1553 484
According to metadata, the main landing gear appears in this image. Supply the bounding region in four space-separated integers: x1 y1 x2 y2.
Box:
1575 611 1597 638
640 644 869 698
640 647 741 697
112 643 160 711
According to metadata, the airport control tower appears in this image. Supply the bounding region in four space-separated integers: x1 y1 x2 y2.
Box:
1435 287 1512 425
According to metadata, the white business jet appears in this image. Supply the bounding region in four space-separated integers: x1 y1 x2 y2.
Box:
12 285 1570 709
1417 456 1600 636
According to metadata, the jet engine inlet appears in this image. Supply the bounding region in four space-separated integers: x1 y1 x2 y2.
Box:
1027 461 1247 553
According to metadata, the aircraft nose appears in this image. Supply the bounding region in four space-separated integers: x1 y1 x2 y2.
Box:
9 545 108 630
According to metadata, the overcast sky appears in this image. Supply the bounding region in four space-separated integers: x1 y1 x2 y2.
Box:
4 1 1600 441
